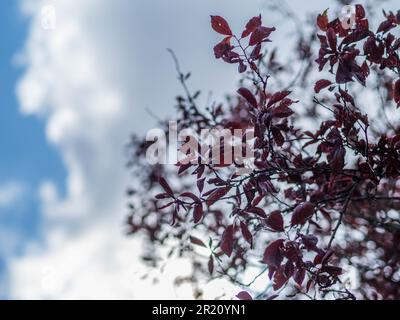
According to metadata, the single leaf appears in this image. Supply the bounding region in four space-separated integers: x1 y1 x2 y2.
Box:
197 178 205 193
159 177 173 196
327 28 337 51
267 91 291 107
377 19 395 34
178 163 192 175
262 239 284 268
190 236 207 248
213 37 232 59
291 202 316 226
273 269 289 291
193 204 204 224
272 104 294 118
271 127 285 147
155 193 170 200
330 146 346 171
246 207 267 218
180 192 201 204
206 187 230 206
208 256 214 275
238 88 258 108
238 62 247 73
157 201 174 210
241 15 262 38
394 79 400 105
210 15 232 35
317 10 329 31
236 291 253 300
355 4 366 19
266 211 285 232
250 43 262 60
240 222 253 246
314 79 332 93
339 89 356 107
220 225 234 257
249 26 275 46
342 29 369 45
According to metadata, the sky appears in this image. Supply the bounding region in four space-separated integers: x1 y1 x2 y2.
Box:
0 0 398 300
0 0 66 298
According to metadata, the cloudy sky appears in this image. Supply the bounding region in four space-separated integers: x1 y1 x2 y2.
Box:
0 0 397 299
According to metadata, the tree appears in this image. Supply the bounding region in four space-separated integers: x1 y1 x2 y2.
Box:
126 2 400 300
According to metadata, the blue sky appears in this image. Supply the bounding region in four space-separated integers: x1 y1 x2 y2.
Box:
0 0 65 294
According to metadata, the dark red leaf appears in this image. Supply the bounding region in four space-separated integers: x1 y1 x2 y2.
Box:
285 261 295 278
242 15 262 38
157 201 174 210
238 88 258 108
250 44 262 60
377 19 395 34
336 62 353 84
197 178 205 193
159 177 173 196
314 253 323 265
220 225 234 257
193 204 203 224
208 256 214 275
236 291 253 300
317 11 329 31
246 207 267 218
342 29 369 45
262 239 284 268
190 236 207 248
314 79 332 93
178 163 192 175
330 146 346 171
301 234 319 251
240 222 253 246
155 193 170 200
249 26 275 46
206 187 229 206
339 89 355 106
266 211 285 232
211 15 232 36
291 202 316 226
272 104 294 118
273 269 289 291
213 37 232 59
267 91 291 107
180 192 201 204
327 28 337 51
321 249 334 265
355 5 366 19
271 127 285 147
238 62 247 73
358 18 369 30
394 79 400 105
360 60 370 78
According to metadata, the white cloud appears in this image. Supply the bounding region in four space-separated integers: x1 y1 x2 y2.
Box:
0 182 25 209
10 0 263 299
